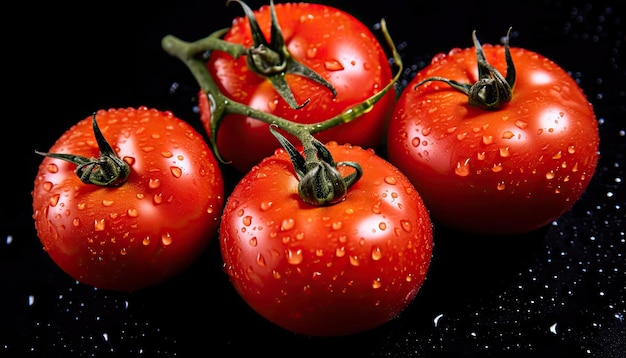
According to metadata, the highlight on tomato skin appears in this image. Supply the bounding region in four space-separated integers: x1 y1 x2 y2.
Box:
386 33 600 236
31 107 225 292
219 141 434 336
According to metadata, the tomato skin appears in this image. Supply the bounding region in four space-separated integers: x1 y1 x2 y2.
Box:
32 107 225 291
202 2 396 172
220 142 433 336
387 44 600 235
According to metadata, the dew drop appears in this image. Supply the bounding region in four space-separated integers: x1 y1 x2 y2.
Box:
496 181 506 191
153 193 163 205
142 236 151 246
421 127 432 136
477 152 486 160
120 248 127 256
482 135 494 145
491 163 503 173
149 178 161 189
256 253 266 267
499 147 511 157
349 255 360 266
371 245 382 260
242 216 252 226
94 219 105 231
372 278 382 289
127 208 138 217
552 151 562 160
102 200 114 207
411 137 421 147
371 202 382 214
502 131 515 139
515 120 528 129
306 47 317 58
260 201 273 211
546 171 556 180
384 176 397 185
567 145 576 154
332 221 343 230
287 248 303 265
324 59 344 71
457 132 467 141
42 181 53 192
161 151 173 158
281 218 295 231
401 220 412 232
49 194 60 207
161 232 172 246
378 222 387 230
170 166 182 178
72 218 80 227
454 158 471 177
249 237 258 247
335 246 346 257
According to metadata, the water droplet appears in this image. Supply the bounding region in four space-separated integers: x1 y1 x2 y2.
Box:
153 193 163 205
384 176 397 185
411 137 421 147
477 152 486 160
491 163 503 173
127 208 138 217
552 151 562 159
256 253 266 267
378 222 387 230
286 248 303 265
102 200 114 207
454 158 471 177
161 151 173 158
371 202 382 214
120 248 127 256
149 178 161 189
371 245 382 260
496 181 506 190
422 127 432 136
335 246 346 257
94 219 105 231
42 181 53 192
447 126 457 133
161 232 172 246
499 147 511 157
46 163 59 173
515 120 528 129
260 201 273 211
281 218 295 231
482 135 494 145
332 221 343 230
349 255 360 266
49 194 60 207
170 166 182 178
401 220 412 232
372 278 382 289
242 216 252 226
502 131 515 139
142 146 155 153
324 59 344 71
249 237 258 247
546 171 556 180
456 132 467 141
567 145 576 154
306 47 317 58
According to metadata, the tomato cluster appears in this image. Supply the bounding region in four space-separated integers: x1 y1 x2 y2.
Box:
32 0 599 337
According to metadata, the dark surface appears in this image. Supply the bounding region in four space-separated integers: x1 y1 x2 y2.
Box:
3 0 625 357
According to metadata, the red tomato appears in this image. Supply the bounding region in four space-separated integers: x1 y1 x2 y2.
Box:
201 1 396 172
32 107 225 291
387 34 599 236
219 141 433 336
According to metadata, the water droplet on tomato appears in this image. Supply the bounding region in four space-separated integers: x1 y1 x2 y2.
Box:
483 135 494 145
401 220 412 232
102 200 114 207
456 132 468 141
324 59 344 71
411 137 421 147
447 126 457 134
384 176 397 185
120 248 127 256
372 278 382 289
161 151 173 158
142 146 155 153
378 222 387 230
280 218 295 231
142 236 151 246
371 245 382 261
49 194 60 207
568 145 576 154
477 152 486 160
552 151 562 159
46 163 59 173
422 127 432 136
335 246 346 257
546 171 556 180
371 202 382 214
170 166 182 178
499 147 511 157
153 193 163 205
286 248 303 265
72 218 80 227
492 163 503 173
242 216 252 226
454 158 471 177
127 208 138 217
349 255 360 266
42 181 53 192
497 181 506 191
94 219 105 232
161 232 172 246
502 131 515 139
149 178 161 189
256 253 266 267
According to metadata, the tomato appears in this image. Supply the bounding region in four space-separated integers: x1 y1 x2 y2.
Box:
201 1 396 172
32 107 225 291
386 31 600 236
219 139 433 336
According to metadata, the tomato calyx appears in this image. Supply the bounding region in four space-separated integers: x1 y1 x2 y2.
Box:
162 7 403 165
231 0 336 109
270 125 362 206
34 113 130 187
414 28 516 110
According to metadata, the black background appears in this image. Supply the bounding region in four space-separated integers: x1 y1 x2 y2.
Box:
3 0 625 357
